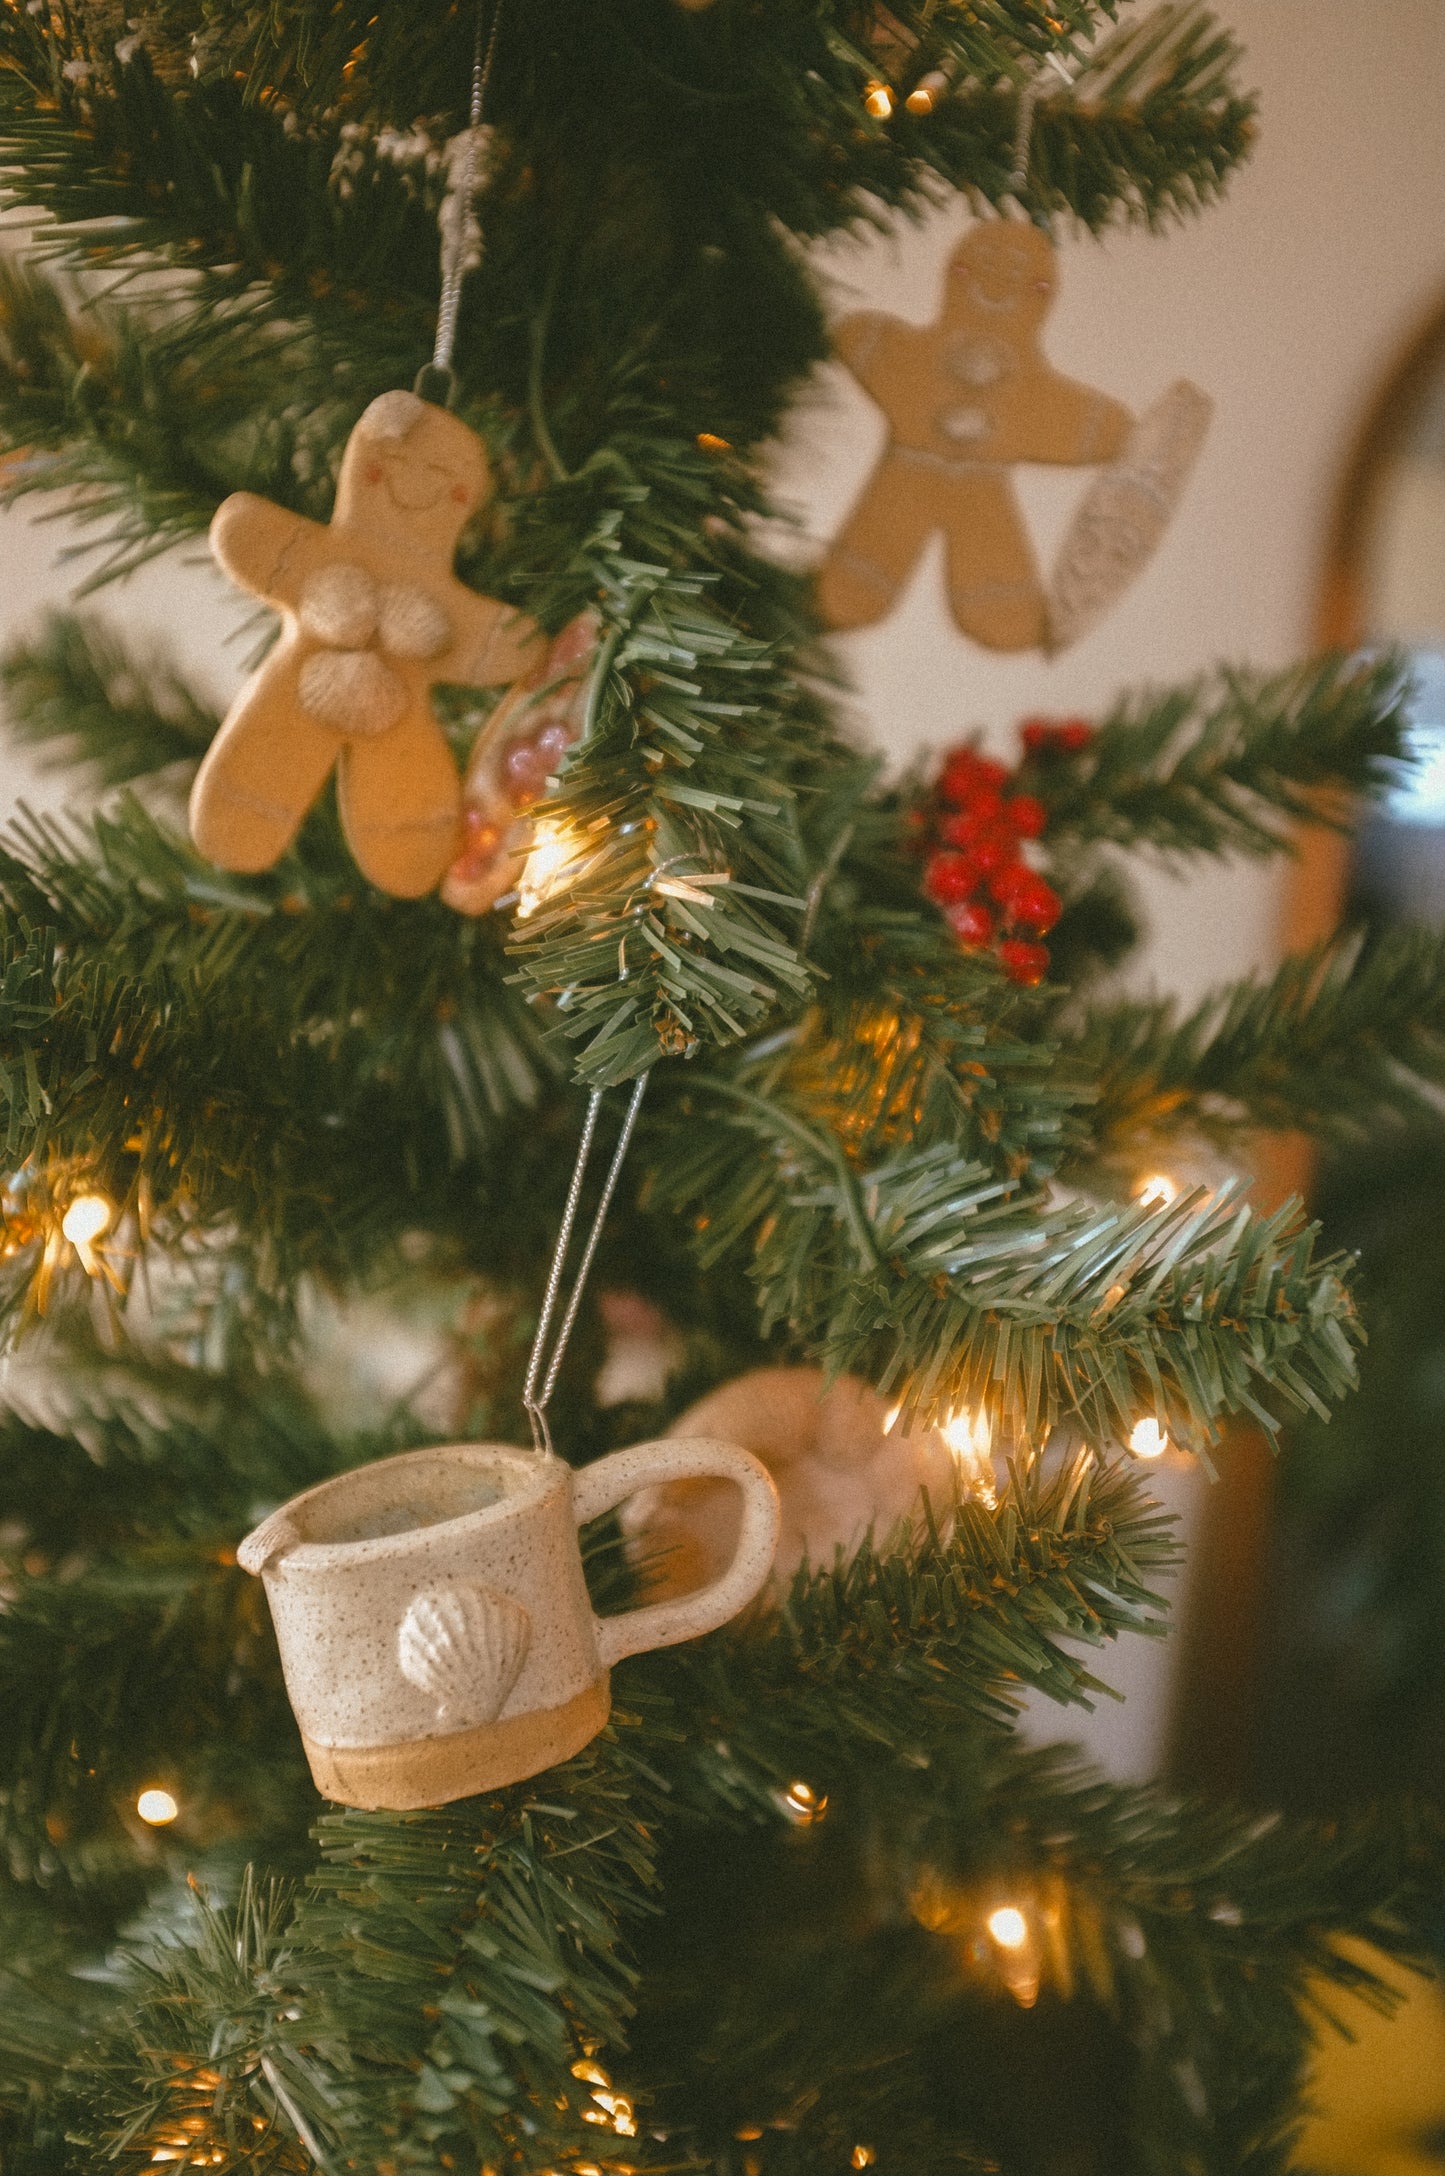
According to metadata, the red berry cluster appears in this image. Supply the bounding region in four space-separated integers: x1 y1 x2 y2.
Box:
914 717 1092 987
1019 715 1094 758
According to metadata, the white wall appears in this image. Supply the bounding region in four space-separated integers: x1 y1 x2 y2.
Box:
0 0 1442 1777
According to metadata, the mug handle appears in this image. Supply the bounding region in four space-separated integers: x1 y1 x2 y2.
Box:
571 1435 780 1669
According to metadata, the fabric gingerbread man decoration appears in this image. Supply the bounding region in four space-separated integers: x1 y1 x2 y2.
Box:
819 222 1138 652
191 390 543 898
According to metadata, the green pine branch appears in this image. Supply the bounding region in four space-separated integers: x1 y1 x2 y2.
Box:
506 549 816 1081
0 1543 303 1877
0 44 442 327
946 1749 1444 2175
0 611 218 788
647 1448 1180 1799
623 1738 1443 2176
63 1872 321 2176
214 0 1118 122
0 255 394 583
0 1346 365 1558
0 801 561 1296
53 1764 668 2176
789 782 1082 1178
920 1 1255 232
650 1079 1358 1448
1028 654 1411 859
38 1697 1437 2176
1077 922 1445 1155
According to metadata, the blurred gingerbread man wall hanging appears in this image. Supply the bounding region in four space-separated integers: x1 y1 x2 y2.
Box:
817 221 1212 655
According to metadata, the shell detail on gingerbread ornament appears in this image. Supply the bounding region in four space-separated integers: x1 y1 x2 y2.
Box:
621 1367 972 1602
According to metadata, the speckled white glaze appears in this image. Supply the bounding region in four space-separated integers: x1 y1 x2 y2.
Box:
239 1438 779 1780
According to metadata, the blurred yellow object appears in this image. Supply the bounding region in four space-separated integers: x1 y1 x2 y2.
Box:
1294 1939 1445 2174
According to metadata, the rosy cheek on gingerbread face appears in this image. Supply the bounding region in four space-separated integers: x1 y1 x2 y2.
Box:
364 461 383 486
451 484 470 506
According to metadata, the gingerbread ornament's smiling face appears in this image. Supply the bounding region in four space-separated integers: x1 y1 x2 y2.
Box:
945 222 1056 337
336 389 489 549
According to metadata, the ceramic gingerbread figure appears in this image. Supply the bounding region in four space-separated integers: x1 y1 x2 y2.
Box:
818 222 1132 651
191 390 543 898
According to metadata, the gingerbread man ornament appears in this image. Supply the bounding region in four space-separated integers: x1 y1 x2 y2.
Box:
191 391 542 897
820 222 1135 651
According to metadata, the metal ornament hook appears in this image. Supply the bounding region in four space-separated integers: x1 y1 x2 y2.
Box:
415 0 505 399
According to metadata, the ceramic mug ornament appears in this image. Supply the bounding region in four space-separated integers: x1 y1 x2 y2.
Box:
237 1436 780 1809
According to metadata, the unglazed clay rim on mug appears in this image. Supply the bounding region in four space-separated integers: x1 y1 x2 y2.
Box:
242 1443 556 1572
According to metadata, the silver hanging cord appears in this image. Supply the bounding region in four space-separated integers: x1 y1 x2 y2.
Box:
423 0 504 393
522 1072 651 1457
1010 47 1075 192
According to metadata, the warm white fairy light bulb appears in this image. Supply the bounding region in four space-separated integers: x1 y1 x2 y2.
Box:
987 1905 1029 1950
783 1779 829 1824
863 80 893 117
1129 1418 1169 1460
516 819 581 919
941 1407 995 1504
61 1193 112 1247
136 1787 179 1826
942 1408 990 1463
1134 1173 1180 1209
906 70 947 112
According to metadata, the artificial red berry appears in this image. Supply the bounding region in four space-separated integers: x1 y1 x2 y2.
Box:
1010 875 1062 934
939 749 1008 804
988 862 1033 909
1003 792 1046 839
1057 718 1093 751
947 899 994 948
923 849 978 905
938 751 984 804
969 826 1019 877
937 825 988 879
941 788 1005 842
1000 938 1051 986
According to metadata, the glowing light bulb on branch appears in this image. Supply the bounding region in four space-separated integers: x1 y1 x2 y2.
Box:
61 1193 112 1247
136 1787 179 1825
56 1185 123 1295
1129 1418 1169 1460
942 1407 995 1504
1134 1173 1180 1209
987 1905 1029 1951
783 1779 829 1824
516 818 582 919
906 70 947 112
987 1900 1042 2007
863 80 894 117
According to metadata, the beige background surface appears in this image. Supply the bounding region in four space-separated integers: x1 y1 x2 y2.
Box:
0 0 1443 1776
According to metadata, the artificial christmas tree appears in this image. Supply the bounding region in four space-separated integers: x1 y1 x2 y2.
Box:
0 4 1442 2172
